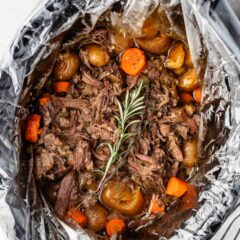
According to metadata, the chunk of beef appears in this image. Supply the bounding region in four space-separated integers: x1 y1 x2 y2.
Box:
159 123 171 137
35 149 54 179
54 171 79 217
175 125 189 140
51 96 90 113
86 121 118 143
128 154 165 193
73 140 92 171
82 71 103 89
168 135 183 162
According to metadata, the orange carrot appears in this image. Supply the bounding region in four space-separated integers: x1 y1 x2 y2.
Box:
120 48 147 76
25 114 41 143
54 82 71 93
38 96 50 106
193 88 202 104
148 195 165 214
180 93 194 103
67 208 88 228
165 177 188 198
106 218 126 236
180 184 198 210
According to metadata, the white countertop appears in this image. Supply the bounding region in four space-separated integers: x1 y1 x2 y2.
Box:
0 0 42 60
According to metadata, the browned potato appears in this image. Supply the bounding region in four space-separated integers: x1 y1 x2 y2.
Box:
85 204 108 232
110 31 133 54
184 104 196 116
85 44 110 67
173 67 186 75
142 12 160 38
184 47 193 67
101 181 145 216
183 137 198 168
165 42 185 70
54 52 80 81
135 34 172 54
178 69 198 92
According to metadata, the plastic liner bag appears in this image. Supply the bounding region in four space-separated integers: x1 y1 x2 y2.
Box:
0 0 240 239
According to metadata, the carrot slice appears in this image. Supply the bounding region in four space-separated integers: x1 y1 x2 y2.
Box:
180 93 194 103
193 88 202 104
39 96 50 106
180 184 198 210
67 208 88 228
165 177 188 198
120 48 147 76
106 218 126 236
148 195 165 214
54 82 71 93
25 114 41 143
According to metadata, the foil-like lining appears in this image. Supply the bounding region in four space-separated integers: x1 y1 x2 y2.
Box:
0 0 240 239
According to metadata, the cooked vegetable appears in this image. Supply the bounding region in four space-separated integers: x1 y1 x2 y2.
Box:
101 181 145 216
165 177 188 198
106 218 126 236
194 87 202 104
67 208 88 228
85 204 108 232
183 137 198 168
111 31 133 53
184 103 196 117
86 44 110 67
180 184 198 210
165 42 185 70
54 52 80 81
39 96 50 106
25 114 41 143
142 12 160 38
135 34 172 54
148 195 165 214
173 67 186 75
120 48 146 76
184 47 193 67
178 69 198 92
180 93 194 103
54 82 71 93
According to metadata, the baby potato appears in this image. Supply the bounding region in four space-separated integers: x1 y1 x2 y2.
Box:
135 34 172 54
184 47 193 67
165 42 185 70
54 52 80 81
85 204 108 232
183 137 198 168
101 180 145 216
173 66 186 75
178 69 198 92
85 44 110 67
142 12 160 38
110 31 133 53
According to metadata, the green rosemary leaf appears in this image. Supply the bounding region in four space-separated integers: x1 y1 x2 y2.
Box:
96 80 145 191
125 119 141 131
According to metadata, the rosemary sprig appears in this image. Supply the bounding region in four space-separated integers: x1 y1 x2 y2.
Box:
97 80 145 190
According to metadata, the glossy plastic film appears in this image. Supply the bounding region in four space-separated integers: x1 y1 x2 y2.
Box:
0 0 240 239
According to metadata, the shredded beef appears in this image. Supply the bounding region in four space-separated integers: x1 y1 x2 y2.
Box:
73 140 92 171
54 171 79 216
168 135 183 162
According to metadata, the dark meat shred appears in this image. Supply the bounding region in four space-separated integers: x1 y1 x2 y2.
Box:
168 135 183 162
73 140 92 171
54 171 79 216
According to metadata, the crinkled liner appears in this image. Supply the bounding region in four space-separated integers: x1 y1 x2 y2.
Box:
0 0 240 239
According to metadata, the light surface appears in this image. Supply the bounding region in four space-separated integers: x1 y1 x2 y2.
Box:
0 0 42 60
